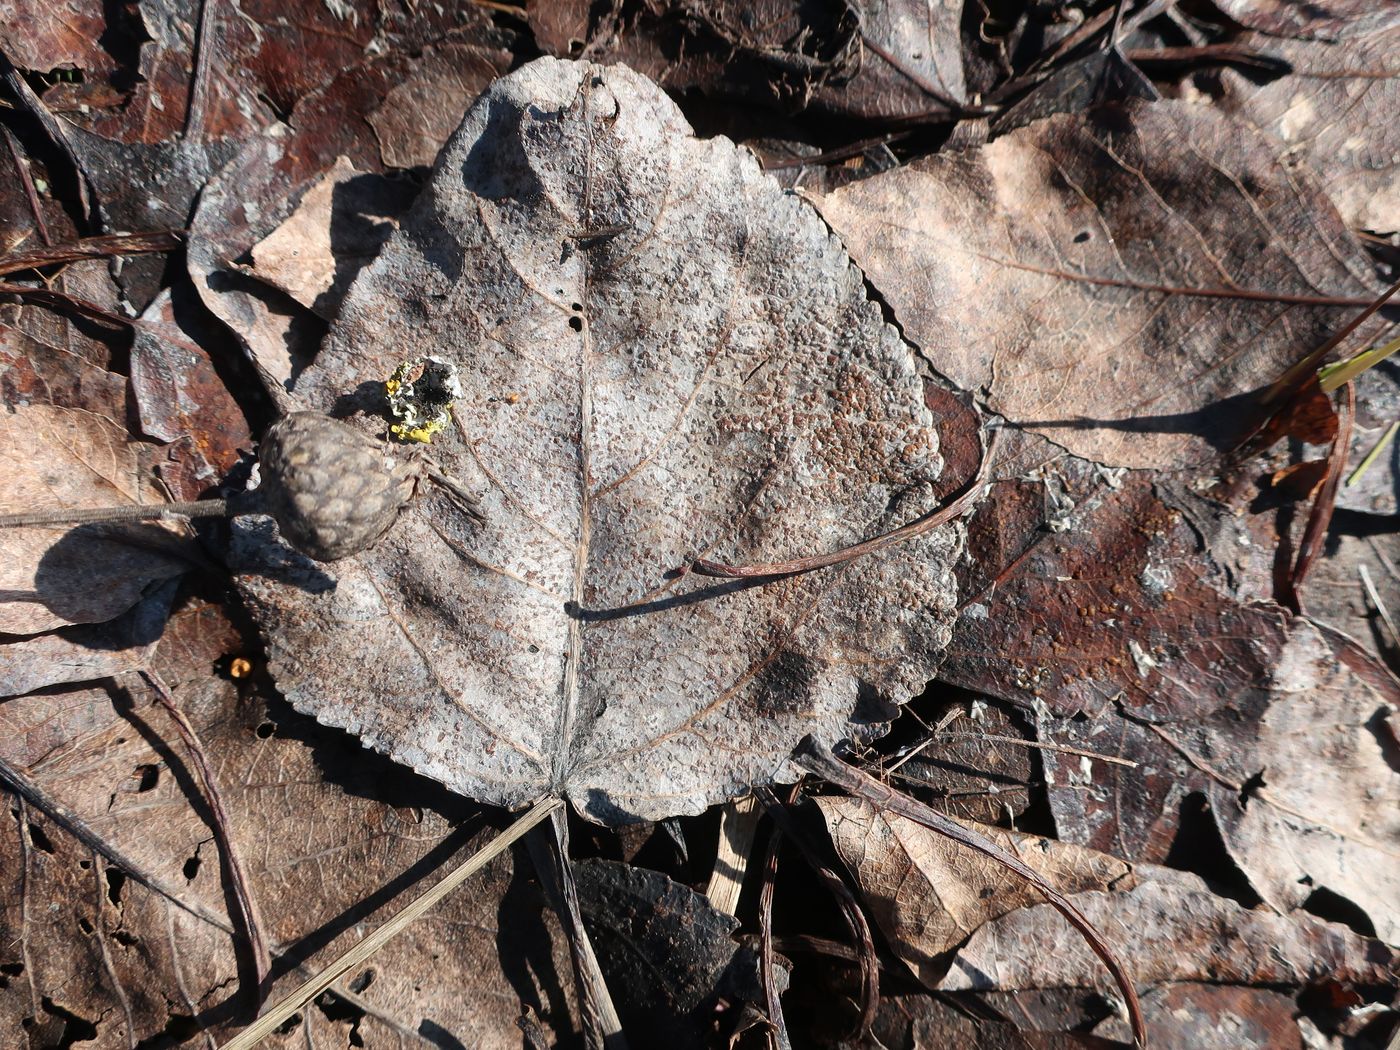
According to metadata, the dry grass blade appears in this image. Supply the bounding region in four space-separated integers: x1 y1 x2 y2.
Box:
1264 275 1400 407
218 797 563 1050
705 795 762 915
529 807 627 1050
792 736 1148 1049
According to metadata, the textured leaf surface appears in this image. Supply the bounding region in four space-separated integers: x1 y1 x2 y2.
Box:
818 797 1129 987
814 100 1381 468
940 865 1396 991
0 404 191 634
0 600 576 1047
230 58 962 823
1220 25 1400 233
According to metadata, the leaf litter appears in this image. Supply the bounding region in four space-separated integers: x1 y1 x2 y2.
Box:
2 1 1400 1047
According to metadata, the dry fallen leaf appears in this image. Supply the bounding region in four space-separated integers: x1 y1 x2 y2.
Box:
0 598 577 1047
1040 621 1400 945
1220 24 1400 233
817 797 1130 987
814 99 1382 468
0 404 192 634
575 858 772 1048
939 864 1396 991
229 57 964 824
1210 0 1400 40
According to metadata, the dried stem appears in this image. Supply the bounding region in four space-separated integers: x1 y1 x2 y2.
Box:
0 499 231 529
757 818 790 1050
691 429 997 579
141 671 271 995
1287 381 1356 612
792 736 1147 1049
528 807 628 1050
0 231 184 277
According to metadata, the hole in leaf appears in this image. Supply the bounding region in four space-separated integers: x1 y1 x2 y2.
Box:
255 721 276 739
316 991 366 1046
1303 887 1376 938
134 764 159 792
27 823 55 854
40 997 97 1047
349 968 375 993
1073 230 1091 243
183 855 201 881
105 868 126 907
77 918 94 935
274 1013 303 1035
134 1013 200 1049
568 316 584 332
1162 792 1262 908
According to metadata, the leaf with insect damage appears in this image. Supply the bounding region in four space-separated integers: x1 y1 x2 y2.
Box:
0 599 577 1047
226 58 963 824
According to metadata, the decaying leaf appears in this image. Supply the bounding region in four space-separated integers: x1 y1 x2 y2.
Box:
814 99 1382 467
1220 25 1400 233
0 599 577 1047
1041 621 1400 945
228 57 963 824
1210 0 1400 40
940 427 1290 722
817 797 1130 987
0 404 193 634
367 42 510 169
940 864 1396 991
575 858 772 1048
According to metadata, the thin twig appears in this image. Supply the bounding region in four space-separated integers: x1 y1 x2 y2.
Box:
141 671 271 996
2 125 53 246
757 817 790 1050
1359 563 1400 653
0 281 138 327
792 736 1147 1049
219 798 562 1050
691 429 996 579
1348 420 1400 489
1288 381 1355 611
0 499 231 529
756 785 883 1039
926 731 1140 769
0 231 184 278
813 865 878 1042
1263 275 1400 406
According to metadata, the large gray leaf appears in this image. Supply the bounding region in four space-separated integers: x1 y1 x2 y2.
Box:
230 58 962 824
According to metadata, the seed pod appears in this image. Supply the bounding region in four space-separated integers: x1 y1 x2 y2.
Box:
257 412 416 561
